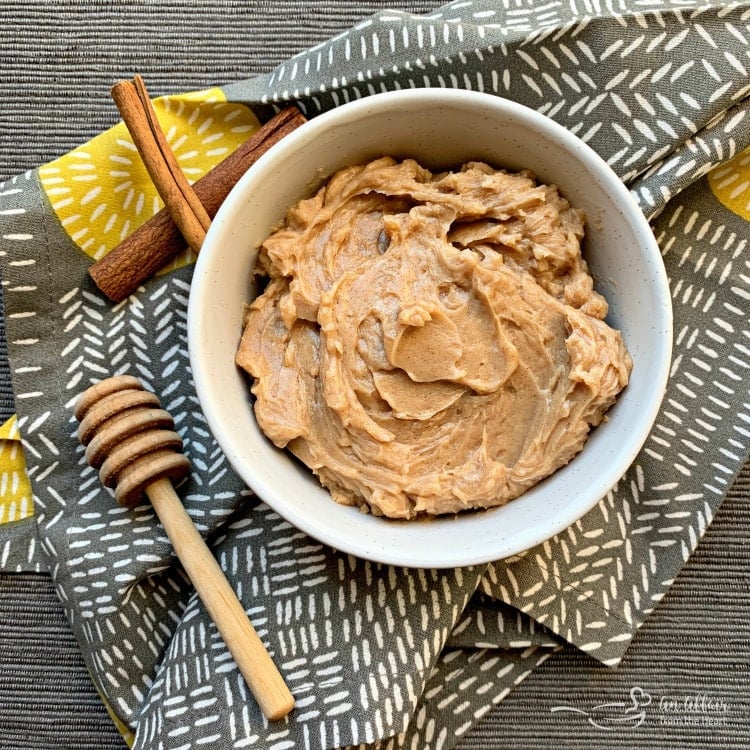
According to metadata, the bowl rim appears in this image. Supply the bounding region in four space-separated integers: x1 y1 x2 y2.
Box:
188 88 673 568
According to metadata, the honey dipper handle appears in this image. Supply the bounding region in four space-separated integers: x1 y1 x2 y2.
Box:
145 477 294 720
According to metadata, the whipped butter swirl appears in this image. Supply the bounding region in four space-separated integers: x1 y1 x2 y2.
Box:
236 158 632 519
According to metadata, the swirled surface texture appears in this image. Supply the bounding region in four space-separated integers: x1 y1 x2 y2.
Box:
237 158 632 519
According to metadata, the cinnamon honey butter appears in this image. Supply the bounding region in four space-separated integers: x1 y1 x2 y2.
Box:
236 157 632 519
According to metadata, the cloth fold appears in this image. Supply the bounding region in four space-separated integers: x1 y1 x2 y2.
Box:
1 1 749 749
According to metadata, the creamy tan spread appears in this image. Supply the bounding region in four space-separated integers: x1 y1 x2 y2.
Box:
236 157 632 519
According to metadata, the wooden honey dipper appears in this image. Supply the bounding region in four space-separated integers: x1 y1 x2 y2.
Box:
74 374 295 720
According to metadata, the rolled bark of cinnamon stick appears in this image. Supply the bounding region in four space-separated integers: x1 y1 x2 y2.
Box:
89 106 306 302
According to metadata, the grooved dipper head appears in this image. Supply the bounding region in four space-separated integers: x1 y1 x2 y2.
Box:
75 375 191 507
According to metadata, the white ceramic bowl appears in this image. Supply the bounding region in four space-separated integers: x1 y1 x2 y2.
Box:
188 89 672 568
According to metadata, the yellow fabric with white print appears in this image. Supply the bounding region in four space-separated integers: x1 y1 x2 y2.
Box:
38 87 260 272
0 415 33 525
708 146 750 221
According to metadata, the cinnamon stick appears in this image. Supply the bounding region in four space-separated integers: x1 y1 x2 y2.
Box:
89 105 306 302
112 76 212 253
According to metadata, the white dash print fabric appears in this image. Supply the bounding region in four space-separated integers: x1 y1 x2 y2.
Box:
1 1 750 749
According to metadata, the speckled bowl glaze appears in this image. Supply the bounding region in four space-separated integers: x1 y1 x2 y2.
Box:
188 89 672 568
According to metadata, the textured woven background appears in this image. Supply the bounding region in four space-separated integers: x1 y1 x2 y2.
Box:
0 2 748 748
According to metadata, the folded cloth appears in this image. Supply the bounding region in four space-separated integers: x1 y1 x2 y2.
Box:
0 1 749 749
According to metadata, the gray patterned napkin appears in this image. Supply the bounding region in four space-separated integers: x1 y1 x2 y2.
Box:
1 1 749 749
224 0 750 669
